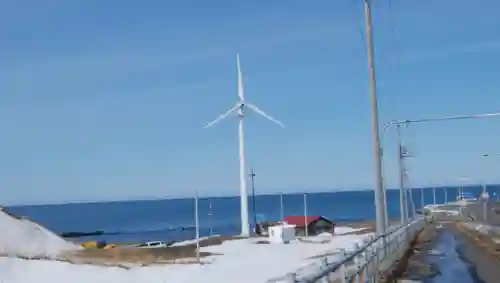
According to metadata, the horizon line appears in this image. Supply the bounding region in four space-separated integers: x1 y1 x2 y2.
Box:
4 183 497 207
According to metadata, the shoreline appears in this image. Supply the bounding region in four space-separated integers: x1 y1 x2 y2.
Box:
76 220 383 246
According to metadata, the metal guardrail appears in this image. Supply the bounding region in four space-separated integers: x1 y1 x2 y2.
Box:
283 217 427 283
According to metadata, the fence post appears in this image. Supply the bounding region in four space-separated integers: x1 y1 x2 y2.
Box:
321 257 329 283
386 233 392 259
355 243 362 283
373 239 380 283
280 193 284 221
362 244 369 282
304 193 308 237
194 194 200 263
208 202 213 236
340 261 348 283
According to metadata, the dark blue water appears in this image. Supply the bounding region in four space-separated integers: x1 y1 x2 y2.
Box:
6 185 500 244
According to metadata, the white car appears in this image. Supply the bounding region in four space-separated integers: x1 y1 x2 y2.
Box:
134 241 167 248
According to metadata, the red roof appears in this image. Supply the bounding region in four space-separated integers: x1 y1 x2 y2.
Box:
283 216 322 227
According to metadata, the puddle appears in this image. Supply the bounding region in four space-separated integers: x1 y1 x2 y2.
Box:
403 229 484 283
425 230 483 283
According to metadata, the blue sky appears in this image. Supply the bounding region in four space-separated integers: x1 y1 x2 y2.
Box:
1 0 500 204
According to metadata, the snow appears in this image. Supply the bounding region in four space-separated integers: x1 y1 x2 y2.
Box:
0 223 373 283
461 222 500 235
334 226 367 235
170 235 217 247
0 209 82 258
424 204 460 216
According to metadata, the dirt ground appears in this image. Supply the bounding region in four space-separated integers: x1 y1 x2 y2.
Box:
67 235 246 265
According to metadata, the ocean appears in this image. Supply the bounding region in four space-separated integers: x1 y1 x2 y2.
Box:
6 185 500 244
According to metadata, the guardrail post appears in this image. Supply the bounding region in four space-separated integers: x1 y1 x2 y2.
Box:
371 241 377 283
401 228 405 252
321 257 329 283
355 245 362 283
387 233 392 258
362 246 369 283
340 252 348 283
289 220 425 283
367 235 375 283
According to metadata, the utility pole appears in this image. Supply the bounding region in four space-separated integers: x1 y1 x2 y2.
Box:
432 187 436 205
408 188 413 218
364 0 386 234
279 193 284 221
194 194 200 262
482 183 488 222
397 124 407 224
482 153 498 222
304 193 308 237
405 174 416 219
420 187 425 209
444 187 448 204
208 202 213 236
404 188 409 220
249 169 257 233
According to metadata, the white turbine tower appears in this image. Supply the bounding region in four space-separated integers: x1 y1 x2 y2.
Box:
204 54 284 237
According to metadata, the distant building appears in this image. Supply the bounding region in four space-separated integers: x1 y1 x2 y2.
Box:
282 216 335 236
254 221 279 236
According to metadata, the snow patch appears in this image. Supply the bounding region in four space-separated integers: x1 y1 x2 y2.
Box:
334 226 367 235
0 209 82 258
424 205 460 216
0 229 373 283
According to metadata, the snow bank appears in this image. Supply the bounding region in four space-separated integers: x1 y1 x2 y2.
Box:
424 205 460 216
462 222 500 235
334 226 367 235
170 235 218 247
0 209 82 258
0 232 373 283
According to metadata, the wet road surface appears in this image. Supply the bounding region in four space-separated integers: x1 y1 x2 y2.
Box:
398 223 500 283
453 224 500 283
424 229 483 283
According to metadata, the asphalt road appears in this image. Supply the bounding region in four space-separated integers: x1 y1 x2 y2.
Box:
464 201 500 226
398 218 500 283
451 223 500 283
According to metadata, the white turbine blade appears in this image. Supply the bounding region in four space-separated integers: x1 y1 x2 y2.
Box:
236 54 245 101
204 105 239 128
247 103 284 128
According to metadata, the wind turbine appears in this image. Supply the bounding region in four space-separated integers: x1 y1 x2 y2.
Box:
204 54 284 237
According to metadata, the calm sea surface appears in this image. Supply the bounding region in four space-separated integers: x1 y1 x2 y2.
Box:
6 185 500 244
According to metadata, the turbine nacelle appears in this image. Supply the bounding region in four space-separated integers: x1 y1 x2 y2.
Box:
204 54 284 129
204 101 284 128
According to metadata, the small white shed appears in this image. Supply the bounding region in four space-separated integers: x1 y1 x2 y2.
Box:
268 224 296 244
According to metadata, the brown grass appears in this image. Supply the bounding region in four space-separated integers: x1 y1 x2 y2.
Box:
72 246 216 264
69 234 248 265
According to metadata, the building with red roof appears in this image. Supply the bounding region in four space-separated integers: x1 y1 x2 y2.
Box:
282 215 335 236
